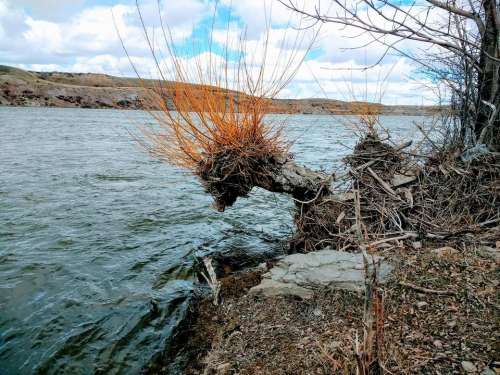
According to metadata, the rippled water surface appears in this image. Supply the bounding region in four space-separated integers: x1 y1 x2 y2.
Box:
0 107 429 374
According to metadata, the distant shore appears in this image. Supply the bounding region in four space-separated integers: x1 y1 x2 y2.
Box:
0 65 442 115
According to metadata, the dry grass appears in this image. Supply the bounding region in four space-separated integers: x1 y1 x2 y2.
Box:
170 244 497 375
143 84 288 171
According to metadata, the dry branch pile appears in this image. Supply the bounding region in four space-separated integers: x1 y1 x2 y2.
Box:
290 132 500 252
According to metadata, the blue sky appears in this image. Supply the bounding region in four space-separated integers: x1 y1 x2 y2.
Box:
0 0 438 104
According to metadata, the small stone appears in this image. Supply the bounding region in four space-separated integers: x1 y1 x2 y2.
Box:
412 241 422 249
480 368 496 375
447 320 457 328
416 301 428 308
432 246 459 257
256 262 268 271
461 361 477 373
216 363 232 374
433 340 443 349
312 308 323 317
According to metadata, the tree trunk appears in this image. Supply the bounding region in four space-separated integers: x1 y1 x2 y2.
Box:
253 157 332 201
476 0 500 150
204 156 331 212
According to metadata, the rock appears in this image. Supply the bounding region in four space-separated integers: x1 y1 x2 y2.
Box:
416 301 428 308
249 249 393 299
477 245 500 263
256 262 268 271
312 308 323 317
461 361 477 373
432 246 459 257
480 368 496 375
250 279 314 299
433 340 443 349
412 241 422 249
215 363 232 374
391 173 417 187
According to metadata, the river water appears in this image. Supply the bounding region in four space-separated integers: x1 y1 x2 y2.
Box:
0 107 429 374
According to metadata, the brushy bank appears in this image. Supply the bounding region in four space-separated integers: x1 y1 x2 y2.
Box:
154 243 497 374
290 131 499 252
146 131 499 375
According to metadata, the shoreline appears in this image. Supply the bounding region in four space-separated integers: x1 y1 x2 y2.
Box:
0 103 439 116
151 240 498 374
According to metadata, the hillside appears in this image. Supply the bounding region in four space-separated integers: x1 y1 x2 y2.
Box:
0 65 441 115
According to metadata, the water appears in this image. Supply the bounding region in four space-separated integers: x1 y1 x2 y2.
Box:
0 107 429 374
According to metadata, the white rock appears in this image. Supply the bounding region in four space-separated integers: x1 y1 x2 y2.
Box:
433 340 443 349
250 249 393 299
432 246 459 257
250 279 314 299
477 245 499 263
461 361 477 373
412 241 422 249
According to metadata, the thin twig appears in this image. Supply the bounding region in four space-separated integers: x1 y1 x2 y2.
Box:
399 281 457 295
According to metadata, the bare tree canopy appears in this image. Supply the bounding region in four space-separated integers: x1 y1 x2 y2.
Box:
280 0 499 150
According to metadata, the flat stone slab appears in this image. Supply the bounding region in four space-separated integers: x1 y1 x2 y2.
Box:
250 279 314 299
250 249 393 299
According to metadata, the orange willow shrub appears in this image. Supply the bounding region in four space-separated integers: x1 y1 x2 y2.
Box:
130 4 318 175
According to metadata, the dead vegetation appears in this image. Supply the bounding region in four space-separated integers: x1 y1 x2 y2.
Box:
290 128 499 252
170 243 498 375
129 4 499 374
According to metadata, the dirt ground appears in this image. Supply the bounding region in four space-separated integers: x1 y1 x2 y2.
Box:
174 243 498 375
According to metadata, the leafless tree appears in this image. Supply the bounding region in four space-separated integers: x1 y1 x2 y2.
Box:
280 0 499 150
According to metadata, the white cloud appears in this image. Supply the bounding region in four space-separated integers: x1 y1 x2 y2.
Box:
5 0 85 21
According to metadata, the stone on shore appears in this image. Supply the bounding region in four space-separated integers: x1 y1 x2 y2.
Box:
250 249 393 299
461 361 477 373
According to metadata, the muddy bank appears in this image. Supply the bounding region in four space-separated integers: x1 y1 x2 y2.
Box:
152 242 498 374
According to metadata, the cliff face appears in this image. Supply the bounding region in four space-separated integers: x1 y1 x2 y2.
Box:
0 65 441 115
0 66 149 109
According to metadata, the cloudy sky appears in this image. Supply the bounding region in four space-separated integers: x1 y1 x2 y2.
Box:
0 0 439 104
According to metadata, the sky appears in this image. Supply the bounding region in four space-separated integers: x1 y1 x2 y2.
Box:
0 0 441 105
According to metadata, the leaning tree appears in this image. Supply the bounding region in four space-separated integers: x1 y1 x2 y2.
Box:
131 1 499 252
